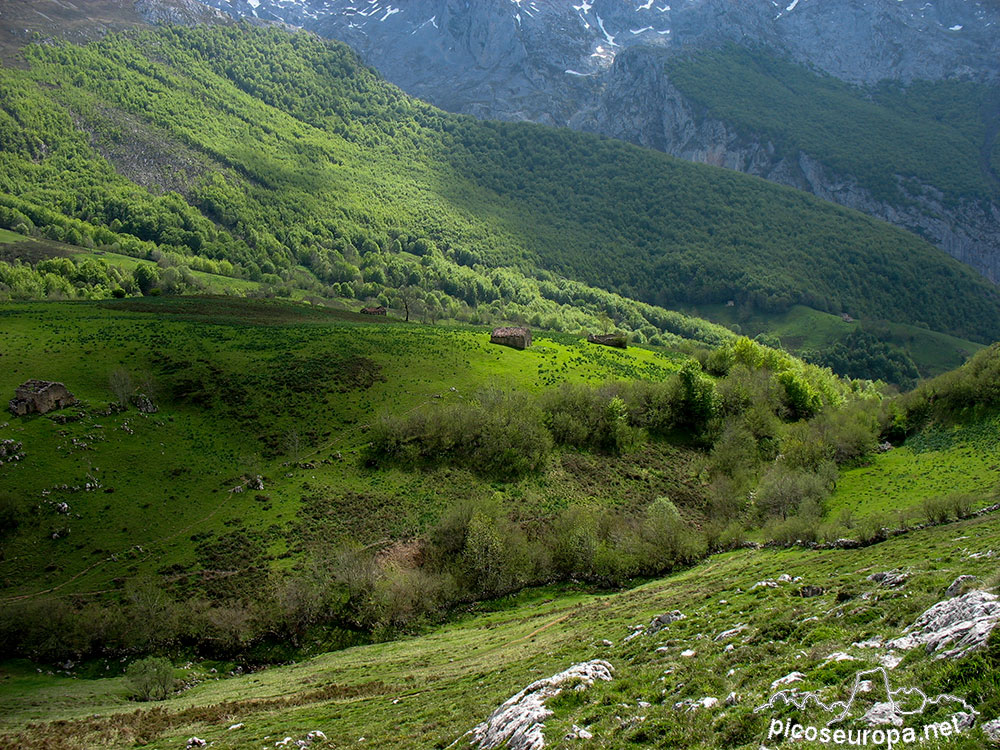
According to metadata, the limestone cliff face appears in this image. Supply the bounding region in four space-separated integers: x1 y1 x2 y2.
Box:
571 46 1000 283
201 0 1000 112
200 0 1000 282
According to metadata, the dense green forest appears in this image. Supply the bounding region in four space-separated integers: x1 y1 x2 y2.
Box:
1 24 999 347
665 45 1000 205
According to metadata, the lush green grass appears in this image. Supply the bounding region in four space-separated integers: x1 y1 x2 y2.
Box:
828 414 1000 523
1 24 998 346
689 303 982 380
4 510 1000 748
0 298 696 600
0 228 24 244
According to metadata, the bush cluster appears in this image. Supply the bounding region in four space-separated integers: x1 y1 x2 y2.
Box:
0 495 705 664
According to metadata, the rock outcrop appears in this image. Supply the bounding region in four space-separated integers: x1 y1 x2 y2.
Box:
946 575 977 597
983 717 1000 744
461 660 614 750
0 439 24 465
887 590 1000 659
867 571 909 588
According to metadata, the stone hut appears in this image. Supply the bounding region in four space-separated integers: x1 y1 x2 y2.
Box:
9 380 76 416
587 333 628 349
490 326 531 350
361 306 387 316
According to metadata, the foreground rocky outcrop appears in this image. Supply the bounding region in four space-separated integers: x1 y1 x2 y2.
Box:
458 660 614 750
888 590 1000 659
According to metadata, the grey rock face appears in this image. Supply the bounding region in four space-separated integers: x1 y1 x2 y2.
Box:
984 717 1000 744
463 660 614 749
575 47 1000 283
136 0 229 25
888 590 1000 659
202 0 1000 100
946 575 977 598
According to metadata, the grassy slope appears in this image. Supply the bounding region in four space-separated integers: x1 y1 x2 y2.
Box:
0 298 697 600
828 414 1000 523
2 25 999 345
688 303 983 379
3 511 999 748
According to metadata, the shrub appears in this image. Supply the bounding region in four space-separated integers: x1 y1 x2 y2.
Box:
946 492 975 519
922 495 953 524
366 389 551 478
704 519 747 551
639 497 705 570
550 505 599 579
108 367 135 408
778 370 821 420
461 508 531 598
854 514 889 544
755 461 834 520
764 513 821 545
0 494 27 538
542 384 637 453
124 656 175 701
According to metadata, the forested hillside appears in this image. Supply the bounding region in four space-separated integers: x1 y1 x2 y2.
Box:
665 45 1000 207
1 23 999 348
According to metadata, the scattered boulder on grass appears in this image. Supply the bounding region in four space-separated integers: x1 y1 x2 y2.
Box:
462 660 614 750
770 672 805 689
863 702 903 727
946 575 977 597
714 624 747 641
878 652 904 670
674 696 718 711
586 333 627 349
564 725 593 741
887 590 1000 659
490 327 532 350
134 393 158 414
867 571 909 588
185 739 207 749
983 718 1000 744
647 611 685 636
0 439 24 465
797 585 825 598
9 380 76 416
821 652 856 665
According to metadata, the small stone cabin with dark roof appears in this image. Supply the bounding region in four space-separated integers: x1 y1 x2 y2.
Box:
9 380 76 416
490 326 532 350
